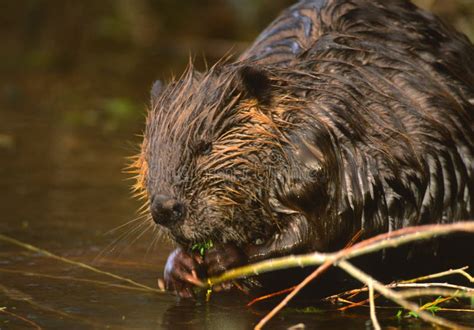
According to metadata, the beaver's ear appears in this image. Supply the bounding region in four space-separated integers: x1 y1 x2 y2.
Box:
150 80 163 105
238 66 271 104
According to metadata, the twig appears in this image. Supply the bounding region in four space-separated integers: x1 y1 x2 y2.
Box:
208 222 474 329
402 266 473 284
324 266 473 302
0 268 151 292
397 288 471 299
339 288 473 312
246 286 296 307
394 282 473 292
247 229 363 307
368 281 381 330
336 297 356 305
0 307 42 330
338 287 473 313
337 293 381 311
340 222 474 262
438 308 474 313
337 260 468 329
0 234 161 293
210 252 329 287
419 295 454 312
209 222 474 287
0 284 103 328
254 261 333 329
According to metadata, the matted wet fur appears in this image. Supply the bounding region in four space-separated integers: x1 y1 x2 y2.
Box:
131 0 474 297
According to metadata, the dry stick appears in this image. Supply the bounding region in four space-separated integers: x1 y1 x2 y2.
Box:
336 273 473 311
438 308 474 313
254 261 333 330
337 297 357 305
368 281 381 330
209 222 474 286
337 260 468 330
210 252 329 286
336 284 474 311
420 295 454 312
0 307 42 330
339 289 473 311
0 268 151 292
397 288 472 299
247 286 296 307
247 229 363 307
0 284 104 328
208 222 474 329
337 293 381 311
324 266 473 302
403 266 474 284
339 222 474 262
0 234 161 293
333 282 473 312
394 282 474 292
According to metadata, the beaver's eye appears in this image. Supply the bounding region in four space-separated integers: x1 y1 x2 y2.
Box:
196 140 212 155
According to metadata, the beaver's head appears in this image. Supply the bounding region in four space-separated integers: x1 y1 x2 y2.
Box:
132 63 306 248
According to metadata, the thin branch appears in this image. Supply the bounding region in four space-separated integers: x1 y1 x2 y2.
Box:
0 268 151 292
209 222 474 286
0 284 103 328
0 307 42 330
0 234 161 293
337 293 381 311
337 260 468 329
246 286 296 307
337 286 473 312
340 222 474 262
247 229 363 307
438 308 474 313
368 281 381 330
234 222 474 329
402 266 473 284
254 261 333 329
419 296 454 312
324 266 473 302
394 282 474 292
397 288 470 299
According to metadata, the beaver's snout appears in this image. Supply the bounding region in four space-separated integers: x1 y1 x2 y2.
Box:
151 194 186 227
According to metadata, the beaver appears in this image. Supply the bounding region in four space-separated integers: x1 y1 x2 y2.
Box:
132 0 474 297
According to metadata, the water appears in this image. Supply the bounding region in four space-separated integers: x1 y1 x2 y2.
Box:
1 1 473 329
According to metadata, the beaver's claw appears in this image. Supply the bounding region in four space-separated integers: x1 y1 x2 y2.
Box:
163 248 203 298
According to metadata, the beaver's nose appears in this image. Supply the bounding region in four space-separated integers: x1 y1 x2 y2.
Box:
150 194 186 227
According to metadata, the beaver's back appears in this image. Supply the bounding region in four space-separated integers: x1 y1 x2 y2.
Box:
239 0 474 248
241 0 474 87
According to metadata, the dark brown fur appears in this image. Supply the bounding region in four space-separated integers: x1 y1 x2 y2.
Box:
133 0 474 296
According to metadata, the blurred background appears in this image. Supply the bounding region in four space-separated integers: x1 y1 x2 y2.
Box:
1 0 474 138
0 1 473 328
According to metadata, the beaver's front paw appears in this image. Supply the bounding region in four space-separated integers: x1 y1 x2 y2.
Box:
204 243 247 277
163 248 203 298
203 243 247 292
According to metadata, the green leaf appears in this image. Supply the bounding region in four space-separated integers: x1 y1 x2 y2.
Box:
395 310 403 319
191 240 214 257
408 311 419 318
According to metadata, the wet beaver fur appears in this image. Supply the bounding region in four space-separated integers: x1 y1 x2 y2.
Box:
133 0 474 297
